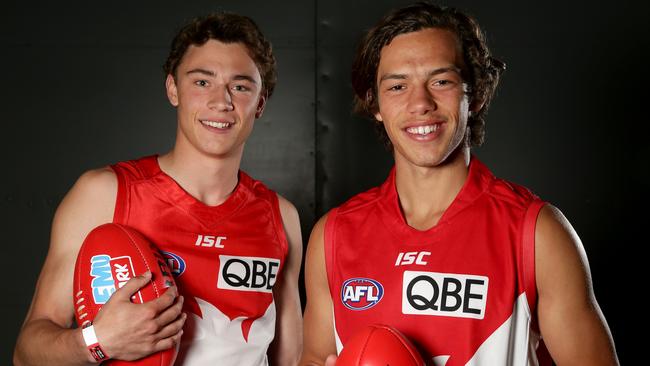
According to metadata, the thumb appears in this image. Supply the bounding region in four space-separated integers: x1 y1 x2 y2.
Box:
113 270 152 301
325 354 338 366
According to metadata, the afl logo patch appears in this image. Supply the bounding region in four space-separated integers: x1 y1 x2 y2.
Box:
341 278 384 311
161 251 186 277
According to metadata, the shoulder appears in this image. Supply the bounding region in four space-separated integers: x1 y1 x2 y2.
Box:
534 204 590 297
486 176 540 211
335 184 384 217
110 155 158 179
277 194 299 222
59 167 117 214
52 167 117 244
75 166 117 192
36 166 118 293
535 204 581 252
310 212 329 239
305 211 334 264
305 213 329 272
468 158 540 210
275 194 303 257
239 170 268 191
239 172 298 222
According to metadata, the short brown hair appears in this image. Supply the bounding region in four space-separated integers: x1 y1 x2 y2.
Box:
163 12 277 98
351 2 505 147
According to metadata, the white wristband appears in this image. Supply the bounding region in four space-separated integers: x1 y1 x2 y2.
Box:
81 324 109 361
81 324 99 345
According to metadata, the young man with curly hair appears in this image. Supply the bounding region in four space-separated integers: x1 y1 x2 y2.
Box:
301 3 618 365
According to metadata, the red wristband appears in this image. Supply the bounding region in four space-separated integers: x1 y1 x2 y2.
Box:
82 323 110 362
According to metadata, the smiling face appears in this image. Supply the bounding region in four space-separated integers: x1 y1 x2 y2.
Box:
166 39 266 159
374 28 474 168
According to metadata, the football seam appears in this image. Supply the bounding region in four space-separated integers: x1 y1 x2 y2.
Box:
357 326 377 365
115 224 161 298
74 238 89 326
383 325 421 366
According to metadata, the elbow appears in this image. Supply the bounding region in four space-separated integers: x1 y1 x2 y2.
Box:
13 343 26 366
14 325 36 366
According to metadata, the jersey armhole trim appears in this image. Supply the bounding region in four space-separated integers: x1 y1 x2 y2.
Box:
523 200 546 316
110 164 128 224
269 191 290 261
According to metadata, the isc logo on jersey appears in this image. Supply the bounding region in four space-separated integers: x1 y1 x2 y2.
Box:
402 270 488 319
161 251 186 277
89 254 143 305
341 278 384 311
217 255 280 293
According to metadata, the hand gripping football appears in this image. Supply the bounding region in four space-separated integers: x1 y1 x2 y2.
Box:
73 223 178 365
337 324 425 366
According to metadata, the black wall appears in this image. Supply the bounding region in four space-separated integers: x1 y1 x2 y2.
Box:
2 0 644 363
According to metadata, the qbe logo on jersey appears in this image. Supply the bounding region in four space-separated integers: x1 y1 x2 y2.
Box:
402 270 488 319
217 255 280 293
89 254 143 305
341 278 384 311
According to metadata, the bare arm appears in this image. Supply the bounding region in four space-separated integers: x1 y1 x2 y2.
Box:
299 214 338 366
535 205 619 366
13 168 185 366
268 195 304 366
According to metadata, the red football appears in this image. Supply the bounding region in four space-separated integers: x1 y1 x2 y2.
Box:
337 324 425 366
73 223 177 365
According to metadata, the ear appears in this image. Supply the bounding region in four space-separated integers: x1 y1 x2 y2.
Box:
368 89 382 122
469 97 485 115
254 92 267 119
165 74 179 107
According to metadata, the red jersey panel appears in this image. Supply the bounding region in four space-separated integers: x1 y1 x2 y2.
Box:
325 158 550 366
111 156 288 366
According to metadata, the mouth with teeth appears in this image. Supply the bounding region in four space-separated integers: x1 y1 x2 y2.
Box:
405 123 440 136
200 120 234 130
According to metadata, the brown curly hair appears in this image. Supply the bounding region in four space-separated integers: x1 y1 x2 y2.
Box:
351 2 505 147
163 12 277 98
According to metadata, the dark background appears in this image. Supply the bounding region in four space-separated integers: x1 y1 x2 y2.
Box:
2 0 645 364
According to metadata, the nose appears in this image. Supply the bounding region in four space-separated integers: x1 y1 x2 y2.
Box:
208 86 234 111
407 83 437 115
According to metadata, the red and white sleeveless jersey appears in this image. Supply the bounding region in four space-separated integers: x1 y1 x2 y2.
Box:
111 156 288 366
325 158 550 366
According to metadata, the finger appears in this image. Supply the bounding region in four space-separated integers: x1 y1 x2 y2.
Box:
113 271 152 300
147 286 179 312
153 329 184 353
325 354 338 366
155 312 187 340
155 295 184 327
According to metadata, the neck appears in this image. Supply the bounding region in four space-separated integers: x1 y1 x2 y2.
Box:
158 141 243 207
394 147 470 230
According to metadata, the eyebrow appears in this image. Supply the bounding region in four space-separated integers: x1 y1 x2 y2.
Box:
378 66 462 83
186 69 258 84
233 75 258 84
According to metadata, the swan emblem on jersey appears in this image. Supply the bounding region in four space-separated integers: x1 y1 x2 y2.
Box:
178 297 276 365
178 254 280 346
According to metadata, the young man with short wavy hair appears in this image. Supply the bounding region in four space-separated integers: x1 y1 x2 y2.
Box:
15 12 302 366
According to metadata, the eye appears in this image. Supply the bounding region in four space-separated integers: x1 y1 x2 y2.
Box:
433 79 453 87
388 84 406 92
232 84 250 92
195 80 209 87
